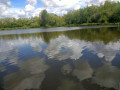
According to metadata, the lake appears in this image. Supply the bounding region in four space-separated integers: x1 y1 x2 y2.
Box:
0 26 120 90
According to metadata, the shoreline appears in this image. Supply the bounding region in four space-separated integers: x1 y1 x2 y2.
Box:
0 25 118 36
0 23 119 31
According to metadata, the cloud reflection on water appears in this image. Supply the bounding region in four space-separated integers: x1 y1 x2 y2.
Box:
45 36 86 60
4 57 48 90
45 36 120 62
0 28 120 90
92 63 120 89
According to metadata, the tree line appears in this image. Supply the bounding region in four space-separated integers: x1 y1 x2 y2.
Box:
64 1 120 25
0 1 120 30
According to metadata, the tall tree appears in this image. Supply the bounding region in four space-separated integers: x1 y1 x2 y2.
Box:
39 10 48 27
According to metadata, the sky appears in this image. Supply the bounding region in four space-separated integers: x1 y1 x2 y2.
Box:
0 0 119 18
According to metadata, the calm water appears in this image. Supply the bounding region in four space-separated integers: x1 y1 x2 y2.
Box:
0 26 120 90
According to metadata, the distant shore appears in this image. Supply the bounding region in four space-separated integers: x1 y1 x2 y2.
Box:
0 23 119 31
0 25 118 36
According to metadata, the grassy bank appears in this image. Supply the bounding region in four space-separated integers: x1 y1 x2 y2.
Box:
65 23 119 27
0 26 31 30
0 23 119 31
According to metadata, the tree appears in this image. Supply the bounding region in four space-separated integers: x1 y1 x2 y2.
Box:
109 2 120 23
39 10 48 27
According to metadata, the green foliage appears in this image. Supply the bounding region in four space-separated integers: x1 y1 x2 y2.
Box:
39 10 48 27
30 22 39 28
0 17 40 30
39 10 65 27
109 2 120 23
0 1 120 30
64 1 120 25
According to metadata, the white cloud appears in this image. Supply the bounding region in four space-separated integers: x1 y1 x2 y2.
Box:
84 0 120 6
26 0 37 6
0 0 120 19
0 0 37 18
0 0 85 18
25 4 35 12
0 0 11 17
40 0 82 15
0 0 11 6
0 3 7 11
2 8 26 18
32 7 44 17
24 0 37 17
0 0 25 18
41 0 81 8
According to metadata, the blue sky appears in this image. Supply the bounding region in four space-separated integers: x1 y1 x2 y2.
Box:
10 0 43 8
0 0 120 18
10 0 26 8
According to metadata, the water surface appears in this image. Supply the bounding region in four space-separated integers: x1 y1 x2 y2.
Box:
0 25 117 35
0 26 120 90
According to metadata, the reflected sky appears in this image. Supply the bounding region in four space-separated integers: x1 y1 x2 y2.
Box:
0 27 120 90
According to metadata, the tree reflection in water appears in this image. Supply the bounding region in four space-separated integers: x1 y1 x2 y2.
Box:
0 27 120 90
